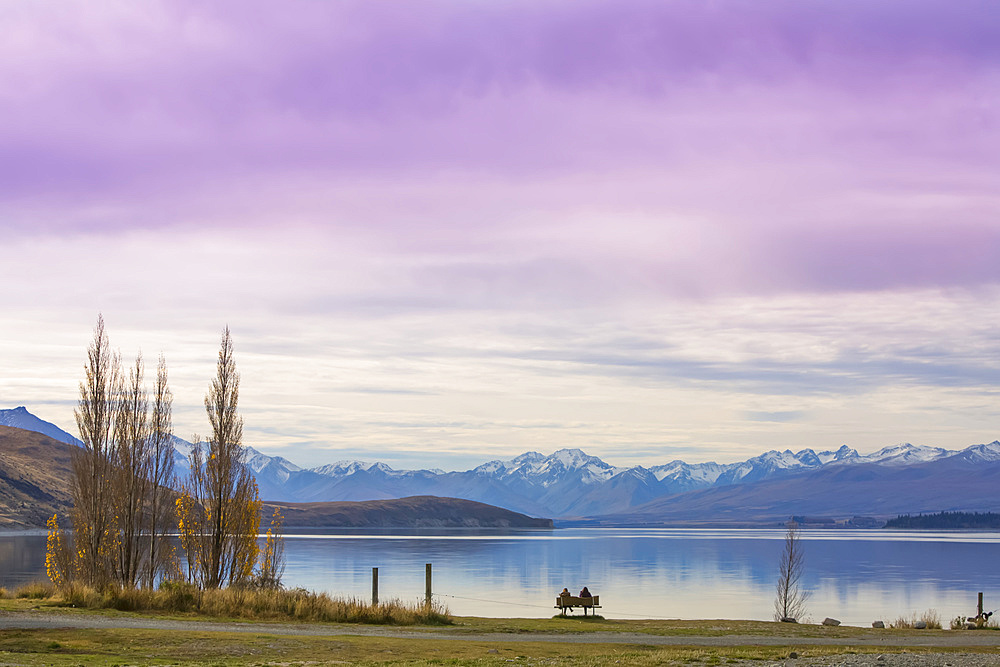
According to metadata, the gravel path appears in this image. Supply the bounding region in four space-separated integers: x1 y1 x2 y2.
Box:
734 654 999 667
2 611 999 665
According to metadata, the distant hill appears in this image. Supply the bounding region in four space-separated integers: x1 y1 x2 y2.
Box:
265 496 554 528
0 426 74 527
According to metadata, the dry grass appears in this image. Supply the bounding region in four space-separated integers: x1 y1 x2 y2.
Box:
891 609 942 629
57 581 452 625
6 581 57 599
5 580 450 625
951 614 1000 630
0 626 962 667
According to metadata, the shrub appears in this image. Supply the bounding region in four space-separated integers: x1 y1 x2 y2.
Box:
14 581 55 599
921 609 942 629
57 582 103 608
157 580 200 611
890 610 941 629
952 614 1000 630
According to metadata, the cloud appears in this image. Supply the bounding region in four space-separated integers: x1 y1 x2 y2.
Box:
746 411 806 423
3 2 1000 469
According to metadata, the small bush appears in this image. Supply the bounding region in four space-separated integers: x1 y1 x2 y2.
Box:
157 580 200 611
14 581 55 599
920 609 942 629
57 582 103 608
952 614 1000 630
890 610 941 629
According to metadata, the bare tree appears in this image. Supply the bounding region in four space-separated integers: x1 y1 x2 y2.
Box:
72 315 120 587
144 354 175 588
183 327 261 588
774 520 809 622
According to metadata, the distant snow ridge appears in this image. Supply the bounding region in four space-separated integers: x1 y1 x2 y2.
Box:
857 443 950 465
313 460 396 477
473 448 622 488
0 406 82 445
648 460 729 485
246 446 301 478
952 440 1000 463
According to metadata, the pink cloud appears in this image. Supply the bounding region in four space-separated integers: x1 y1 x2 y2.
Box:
1 0 998 298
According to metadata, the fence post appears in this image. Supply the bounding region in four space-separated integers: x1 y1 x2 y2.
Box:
425 563 432 606
979 592 984 618
372 567 379 606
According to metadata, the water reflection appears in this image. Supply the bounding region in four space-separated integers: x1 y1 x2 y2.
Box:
2 528 997 625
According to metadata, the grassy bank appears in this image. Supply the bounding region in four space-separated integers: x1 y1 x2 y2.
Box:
2 584 998 665
0 581 451 625
1 597 998 665
0 624 991 666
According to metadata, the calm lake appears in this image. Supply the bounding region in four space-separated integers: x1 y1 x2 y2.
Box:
3 527 997 626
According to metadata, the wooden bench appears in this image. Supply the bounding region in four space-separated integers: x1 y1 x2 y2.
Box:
555 595 601 616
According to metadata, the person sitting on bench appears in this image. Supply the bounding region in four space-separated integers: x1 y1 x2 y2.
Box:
579 586 592 598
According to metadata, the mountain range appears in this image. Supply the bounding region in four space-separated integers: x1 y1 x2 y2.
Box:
0 415 550 530
4 406 999 525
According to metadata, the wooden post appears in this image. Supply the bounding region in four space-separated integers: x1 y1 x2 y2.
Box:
979 592 984 618
425 563 432 606
372 567 379 606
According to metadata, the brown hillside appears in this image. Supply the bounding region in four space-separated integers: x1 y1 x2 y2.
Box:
0 425 74 528
265 496 554 528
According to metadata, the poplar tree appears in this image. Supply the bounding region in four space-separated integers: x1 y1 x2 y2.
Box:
72 315 120 587
111 354 151 588
145 354 175 588
184 327 261 588
67 316 178 590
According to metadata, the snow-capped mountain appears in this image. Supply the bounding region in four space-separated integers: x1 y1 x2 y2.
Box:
4 406 999 521
477 448 623 486
313 460 394 477
246 446 300 478
713 445 861 485
648 460 729 490
0 406 81 445
856 443 951 466
953 441 1000 463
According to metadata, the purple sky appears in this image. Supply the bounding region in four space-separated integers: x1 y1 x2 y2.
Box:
2 1 999 470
